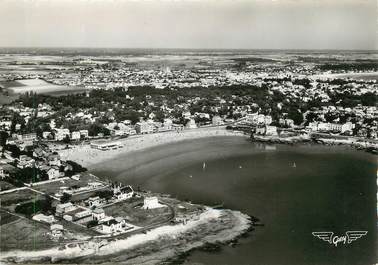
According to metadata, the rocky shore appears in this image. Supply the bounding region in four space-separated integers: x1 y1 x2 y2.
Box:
251 134 377 154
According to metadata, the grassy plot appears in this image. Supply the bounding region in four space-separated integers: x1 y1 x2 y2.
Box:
0 211 19 225
0 217 53 251
31 173 101 196
0 188 42 211
103 196 172 227
0 181 16 191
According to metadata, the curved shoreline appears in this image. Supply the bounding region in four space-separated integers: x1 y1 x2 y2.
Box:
57 127 246 169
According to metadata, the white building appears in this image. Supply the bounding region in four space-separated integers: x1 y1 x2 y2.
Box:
265 126 278 136
185 119 197 129
135 122 154 134
90 141 123 151
79 130 89 138
74 210 92 220
47 154 61 167
142 197 166 210
341 122 355 133
71 131 81 140
162 118 173 131
101 217 128 234
212 116 223 126
42 131 51 139
54 128 70 141
264 115 273 125
317 122 329 131
92 208 106 221
87 196 103 208
18 155 35 169
56 202 77 215
113 184 134 201
50 224 63 238
245 113 258 124
32 213 56 224
182 111 192 120
47 167 60 180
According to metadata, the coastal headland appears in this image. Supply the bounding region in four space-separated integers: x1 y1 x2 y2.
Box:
1 128 257 264
0 207 253 264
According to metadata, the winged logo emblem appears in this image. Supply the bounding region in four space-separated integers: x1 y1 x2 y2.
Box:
346 231 368 244
312 232 333 243
312 231 367 246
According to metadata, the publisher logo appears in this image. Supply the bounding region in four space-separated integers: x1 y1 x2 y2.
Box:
312 231 367 247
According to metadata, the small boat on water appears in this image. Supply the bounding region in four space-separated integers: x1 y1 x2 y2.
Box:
203 162 206 170
292 162 296 168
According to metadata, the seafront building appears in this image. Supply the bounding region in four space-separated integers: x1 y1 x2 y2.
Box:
90 141 123 151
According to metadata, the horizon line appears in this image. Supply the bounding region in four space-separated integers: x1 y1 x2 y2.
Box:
0 46 377 52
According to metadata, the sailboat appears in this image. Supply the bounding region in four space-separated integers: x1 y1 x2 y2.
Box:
203 162 206 170
292 162 296 168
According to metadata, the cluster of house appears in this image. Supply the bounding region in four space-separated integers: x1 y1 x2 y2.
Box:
0 141 68 181
240 113 278 136
46 128 89 141
5 133 38 151
85 184 134 208
48 183 166 235
245 113 273 126
91 208 131 234
32 148 66 179
31 213 64 239
54 201 132 235
134 118 183 134
43 61 276 89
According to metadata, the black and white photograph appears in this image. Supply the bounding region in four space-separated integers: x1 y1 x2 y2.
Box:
0 0 377 264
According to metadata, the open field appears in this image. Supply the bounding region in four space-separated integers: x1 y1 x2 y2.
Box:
0 85 19 105
0 180 16 191
0 210 20 225
311 71 378 81
2 78 85 95
0 216 52 251
104 198 170 227
31 173 102 197
0 188 41 209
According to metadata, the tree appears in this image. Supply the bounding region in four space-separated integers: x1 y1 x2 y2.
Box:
87 220 98 228
0 131 8 155
12 166 48 184
60 192 72 203
62 135 71 144
65 160 87 175
14 199 53 217
95 190 113 200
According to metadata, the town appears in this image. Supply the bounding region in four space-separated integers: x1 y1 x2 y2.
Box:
0 50 376 263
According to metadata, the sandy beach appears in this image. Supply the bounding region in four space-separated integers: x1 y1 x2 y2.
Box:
58 127 246 169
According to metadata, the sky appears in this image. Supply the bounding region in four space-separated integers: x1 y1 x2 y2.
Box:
0 0 376 50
